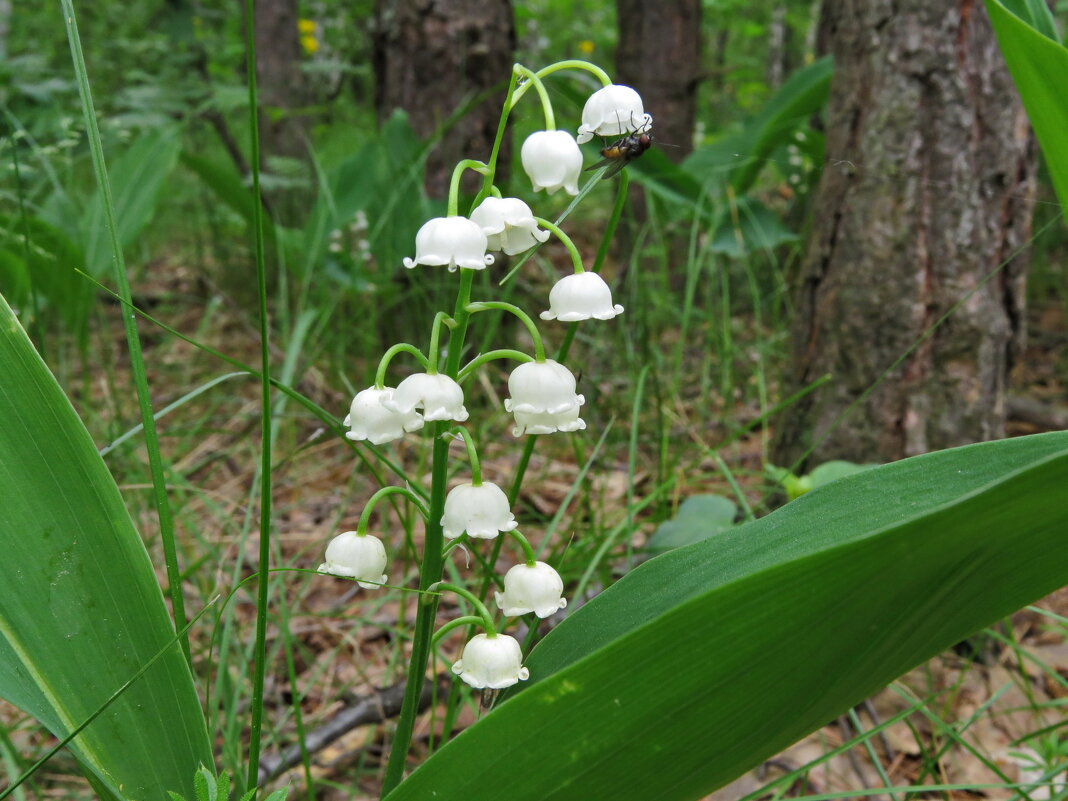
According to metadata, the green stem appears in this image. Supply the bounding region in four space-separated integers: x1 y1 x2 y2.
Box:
243 0 274 789
381 269 475 797
592 171 629 273
534 217 585 273
428 582 497 634
473 70 520 210
510 59 612 106
358 486 430 532
427 312 452 373
476 436 537 605
448 159 489 217
511 64 555 130
442 427 482 485
59 0 191 666
431 615 488 647
445 270 476 376
506 529 537 566
375 343 431 387
466 301 546 362
457 349 535 383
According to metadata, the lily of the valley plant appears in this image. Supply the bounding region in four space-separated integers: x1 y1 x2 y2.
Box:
318 59 651 796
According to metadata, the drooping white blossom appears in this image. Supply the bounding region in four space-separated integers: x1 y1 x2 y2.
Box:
344 387 424 444
441 481 517 540
540 271 624 322
470 196 550 255
505 359 586 436
403 216 495 272
576 84 652 144
521 131 583 196
382 373 469 423
451 633 530 690
495 561 567 618
318 531 388 589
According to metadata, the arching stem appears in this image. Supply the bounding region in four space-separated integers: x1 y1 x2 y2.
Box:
534 217 585 274
465 301 546 362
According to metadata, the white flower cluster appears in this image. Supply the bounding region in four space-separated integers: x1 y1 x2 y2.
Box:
319 74 650 694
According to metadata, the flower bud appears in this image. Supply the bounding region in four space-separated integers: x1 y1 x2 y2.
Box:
343 387 424 445
495 561 567 618
521 131 583 196
540 271 624 322
505 359 585 437
576 84 652 144
470 197 550 255
318 531 388 589
451 633 530 690
403 216 495 272
382 373 469 423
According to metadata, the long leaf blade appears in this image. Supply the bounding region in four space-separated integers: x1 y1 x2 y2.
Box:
986 0 1068 222
0 293 212 799
386 432 1068 801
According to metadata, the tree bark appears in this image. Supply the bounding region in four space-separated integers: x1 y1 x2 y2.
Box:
372 0 515 198
773 0 1035 468
252 0 308 165
615 0 701 159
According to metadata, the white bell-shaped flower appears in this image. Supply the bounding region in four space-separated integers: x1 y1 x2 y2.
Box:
440 481 517 540
540 271 624 322
382 373 469 423
504 359 586 437
576 84 653 144
402 216 495 272
521 131 583 196
318 531 388 589
495 561 568 618
451 633 530 690
343 387 424 444
470 197 551 256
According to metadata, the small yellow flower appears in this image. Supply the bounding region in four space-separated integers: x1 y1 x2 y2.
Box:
298 18 317 34
300 34 320 55
578 39 595 55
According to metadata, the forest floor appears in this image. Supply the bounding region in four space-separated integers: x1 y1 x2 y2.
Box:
3 260 1067 801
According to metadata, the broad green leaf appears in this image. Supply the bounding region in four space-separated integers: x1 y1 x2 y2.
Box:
986 0 1068 222
387 432 1068 801
684 57 832 196
645 494 737 554
710 196 799 255
83 127 182 275
0 214 92 337
767 459 877 500
0 292 212 798
997 0 1061 42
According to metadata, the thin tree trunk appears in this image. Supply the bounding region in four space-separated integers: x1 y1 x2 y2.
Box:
615 0 701 159
773 0 1036 468
372 0 515 198
253 0 308 165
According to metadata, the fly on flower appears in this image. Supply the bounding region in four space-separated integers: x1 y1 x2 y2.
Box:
586 120 654 179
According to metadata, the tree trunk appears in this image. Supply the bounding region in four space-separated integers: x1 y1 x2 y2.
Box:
615 0 701 159
772 0 1036 468
372 0 515 198
253 0 308 165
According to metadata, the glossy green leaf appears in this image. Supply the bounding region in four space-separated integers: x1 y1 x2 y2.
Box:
709 196 799 255
997 0 1060 43
684 56 832 195
645 494 737 554
83 126 182 276
986 0 1068 221
387 432 1068 801
0 293 212 799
